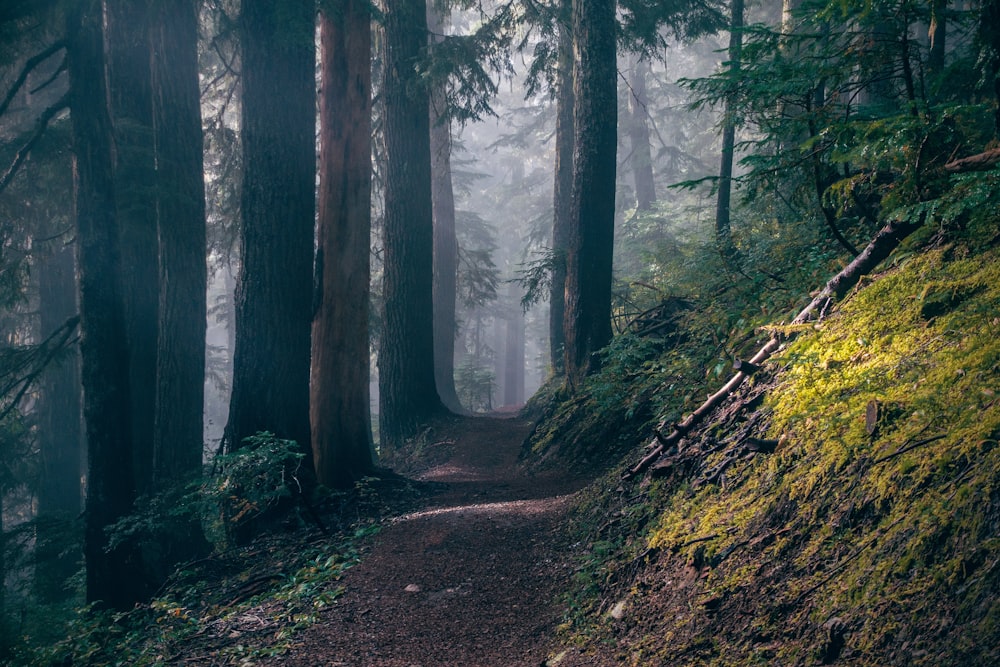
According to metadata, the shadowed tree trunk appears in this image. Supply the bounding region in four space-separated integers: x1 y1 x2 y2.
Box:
549 0 574 378
150 0 206 487
106 0 157 497
67 0 145 610
627 55 656 212
428 4 464 414
144 0 211 575
311 0 377 488
379 0 445 449
35 234 82 603
716 0 744 247
563 0 617 386
927 0 947 82
225 0 315 464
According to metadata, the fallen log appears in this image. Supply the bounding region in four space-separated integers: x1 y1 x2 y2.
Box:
943 147 1000 173
624 215 925 480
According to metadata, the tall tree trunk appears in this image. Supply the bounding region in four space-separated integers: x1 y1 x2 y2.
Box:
428 4 464 414
106 0 158 497
67 0 145 610
549 0 574 378
927 0 947 82
35 236 82 603
379 0 445 449
150 0 206 487
503 291 525 408
983 0 1000 136
627 55 656 212
145 0 210 575
716 0 744 247
225 0 316 463
311 0 376 488
563 0 617 385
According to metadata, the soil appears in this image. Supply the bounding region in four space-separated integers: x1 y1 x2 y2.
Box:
260 414 601 667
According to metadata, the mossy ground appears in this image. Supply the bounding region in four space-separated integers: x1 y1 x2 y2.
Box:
552 243 1000 666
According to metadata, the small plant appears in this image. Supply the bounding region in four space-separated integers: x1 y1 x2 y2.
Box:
207 432 308 539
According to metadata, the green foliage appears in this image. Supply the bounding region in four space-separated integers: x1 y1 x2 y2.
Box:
553 236 1000 665
456 209 500 309
18 531 370 667
209 432 308 537
455 358 496 413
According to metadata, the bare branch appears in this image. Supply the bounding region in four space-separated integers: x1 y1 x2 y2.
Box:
0 39 66 119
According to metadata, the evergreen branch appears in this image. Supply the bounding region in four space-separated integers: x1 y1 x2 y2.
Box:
0 94 70 196
0 39 66 119
0 315 80 424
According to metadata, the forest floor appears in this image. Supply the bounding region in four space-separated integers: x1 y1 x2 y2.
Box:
256 413 605 667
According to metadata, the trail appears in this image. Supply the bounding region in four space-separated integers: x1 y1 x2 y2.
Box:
265 415 590 667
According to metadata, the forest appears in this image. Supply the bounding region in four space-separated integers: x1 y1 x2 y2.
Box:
0 0 998 664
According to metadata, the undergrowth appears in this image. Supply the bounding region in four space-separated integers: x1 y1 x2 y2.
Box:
550 240 1000 666
4 433 425 667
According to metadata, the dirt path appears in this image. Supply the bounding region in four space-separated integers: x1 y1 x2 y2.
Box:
265 415 590 667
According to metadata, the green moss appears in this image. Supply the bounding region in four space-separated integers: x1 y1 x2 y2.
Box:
564 243 1000 666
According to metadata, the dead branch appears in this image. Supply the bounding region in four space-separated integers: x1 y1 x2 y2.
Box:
872 434 946 465
943 147 1000 173
625 215 925 481
673 533 720 552
0 40 66 119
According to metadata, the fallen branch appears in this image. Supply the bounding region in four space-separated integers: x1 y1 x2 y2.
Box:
943 147 1000 173
625 215 925 481
872 434 947 465
0 40 66 119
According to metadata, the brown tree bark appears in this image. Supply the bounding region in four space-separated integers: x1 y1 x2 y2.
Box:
225 0 316 463
311 0 377 488
428 4 464 414
563 0 617 385
379 0 445 449
67 0 145 609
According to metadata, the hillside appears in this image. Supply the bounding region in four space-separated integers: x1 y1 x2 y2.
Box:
20 240 999 667
538 241 1000 666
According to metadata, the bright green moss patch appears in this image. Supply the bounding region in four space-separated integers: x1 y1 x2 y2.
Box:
563 244 1000 666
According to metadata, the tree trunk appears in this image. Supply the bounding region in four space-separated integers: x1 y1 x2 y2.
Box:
379 0 445 448
549 0 574 378
67 0 146 610
428 4 464 414
150 0 206 487
563 0 617 385
225 0 316 463
503 292 525 408
627 56 656 212
716 0 744 247
311 0 376 488
106 0 158 497
35 236 83 603
927 0 947 81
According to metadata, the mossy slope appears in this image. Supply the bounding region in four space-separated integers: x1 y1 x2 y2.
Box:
560 244 1000 666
